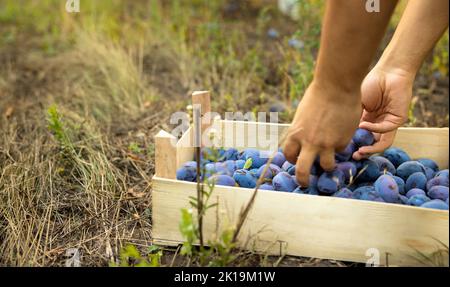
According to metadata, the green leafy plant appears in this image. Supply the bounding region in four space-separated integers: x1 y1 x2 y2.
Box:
110 244 162 267
47 104 74 155
128 142 142 154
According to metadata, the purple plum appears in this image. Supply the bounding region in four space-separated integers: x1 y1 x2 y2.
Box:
233 169 257 188
272 151 286 167
407 194 431 206
353 128 374 147
336 161 357 183
273 172 298 192
417 158 439 172
370 155 396 174
257 164 282 179
405 172 427 192
208 174 237 187
406 188 426 199
382 147 411 168
426 176 449 191
374 174 399 203
333 188 353 199
396 161 426 181
317 170 345 195
427 186 449 201
421 199 449 210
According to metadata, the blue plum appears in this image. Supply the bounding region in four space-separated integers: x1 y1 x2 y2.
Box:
273 172 298 192
176 161 197 181
306 186 319 195
203 162 216 178
259 183 275 191
281 161 296 175
223 148 239 161
333 188 353 199
370 156 396 174
399 195 409 204
336 162 357 183
208 174 237 187
335 141 357 162
356 159 381 182
317 170 345 195
421 199 449 210
360 189 385 202
235 159 246 170
424 167 436 180
352 186 376 200
352 128 374 147
382 147 411 168
272 151 286 167
257 164 282 179
407 194 431 206
435 169 449 179
396 161 426 181
417 158 439 172
293 186 306 194
405 172 427 192
351 160 364 171
374 174 399 203
249 168 259 177
310 161 324 176
426 176 449 191
237 150 246 160
392 175 405 195
406 188 426 199
214 161 235 176
308 174 319 188
244 148 270 168
233 169 257 188
427 186 449 201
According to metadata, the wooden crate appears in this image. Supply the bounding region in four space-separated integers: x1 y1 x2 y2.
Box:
152 92 449 267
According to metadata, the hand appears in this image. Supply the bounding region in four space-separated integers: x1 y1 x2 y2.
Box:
283 82 362 186
353 66 415 160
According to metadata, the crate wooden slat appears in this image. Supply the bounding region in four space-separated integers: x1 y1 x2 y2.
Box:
152 121 449 266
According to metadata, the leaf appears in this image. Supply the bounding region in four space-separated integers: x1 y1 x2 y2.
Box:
243 158 253 170
148 245 160 254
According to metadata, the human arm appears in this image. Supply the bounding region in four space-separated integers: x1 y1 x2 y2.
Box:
354 0 449 159
283 0 398 186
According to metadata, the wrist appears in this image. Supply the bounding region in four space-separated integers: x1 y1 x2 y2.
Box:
376 44 420 79
373 60 416 84
307 80 362 106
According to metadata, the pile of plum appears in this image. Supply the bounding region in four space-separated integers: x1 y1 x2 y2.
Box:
176 128 449 210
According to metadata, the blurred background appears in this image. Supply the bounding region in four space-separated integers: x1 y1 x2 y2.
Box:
0 0 448 266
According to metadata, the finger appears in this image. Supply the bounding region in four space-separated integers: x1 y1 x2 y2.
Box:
352 150 370 161
282 138 301 164
360 110 376 123
359 121 398 133
295 145 318 187
319 149 336 171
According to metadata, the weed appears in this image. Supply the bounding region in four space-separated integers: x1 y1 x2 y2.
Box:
110 244 162 267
